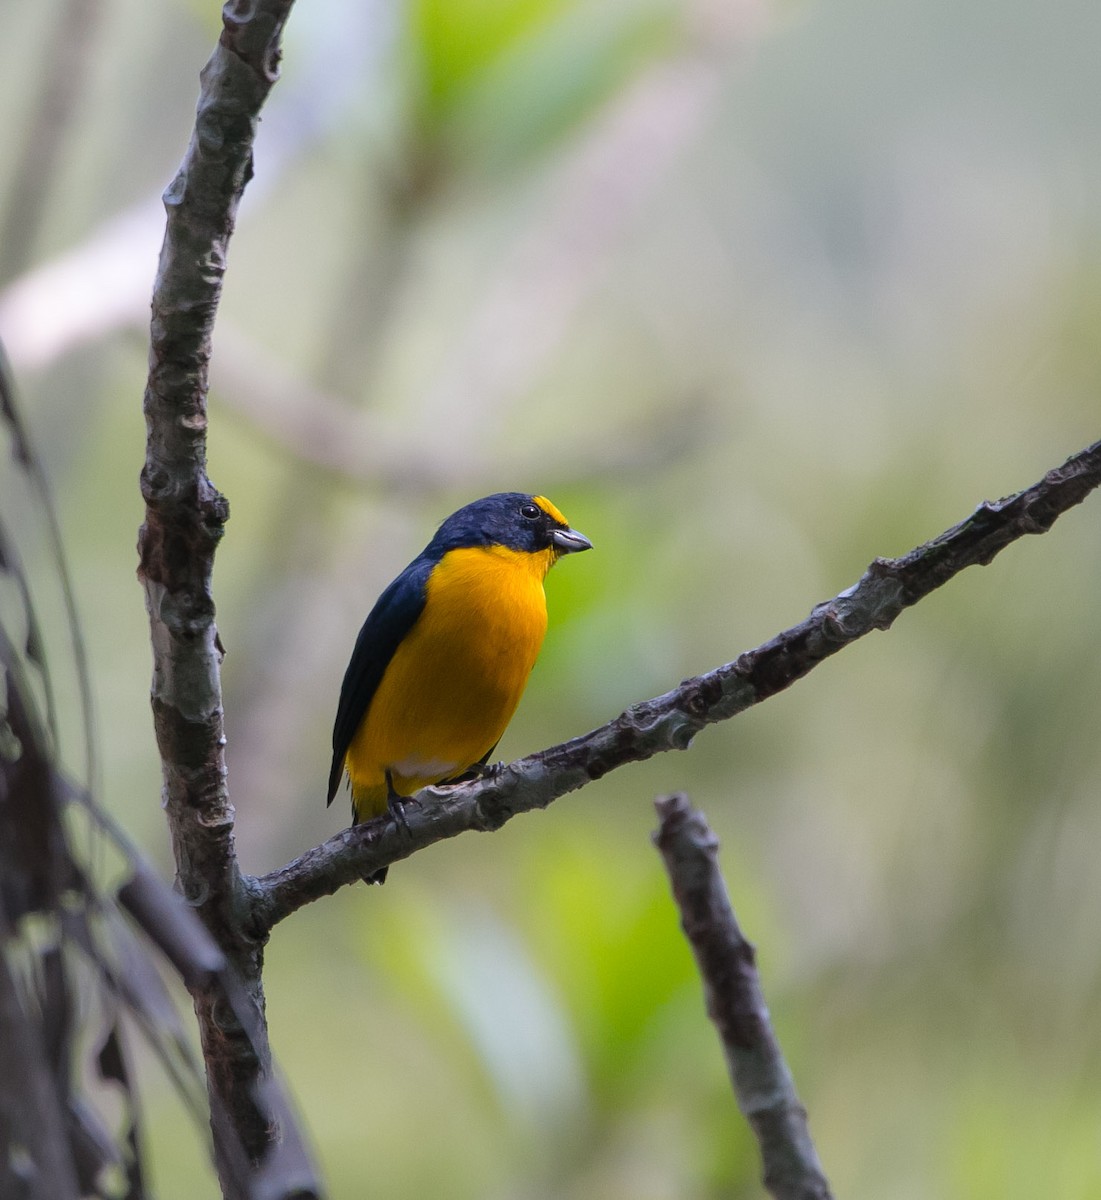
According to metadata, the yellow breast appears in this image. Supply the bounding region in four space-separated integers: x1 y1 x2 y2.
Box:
345 544 553 818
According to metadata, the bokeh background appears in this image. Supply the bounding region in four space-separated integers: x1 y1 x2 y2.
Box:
3 0 1101 1195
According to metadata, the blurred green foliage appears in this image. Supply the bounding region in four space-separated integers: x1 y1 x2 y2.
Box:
3 0 1101 1196
408 0 675 168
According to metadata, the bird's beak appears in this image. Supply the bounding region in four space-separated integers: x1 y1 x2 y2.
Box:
551 527 593 554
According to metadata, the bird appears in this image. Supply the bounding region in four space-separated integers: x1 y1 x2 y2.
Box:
327 492 592 882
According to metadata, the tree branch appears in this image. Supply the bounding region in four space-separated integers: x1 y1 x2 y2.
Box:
653 792 832 1200
249 436 1101 935
136 0 297 1183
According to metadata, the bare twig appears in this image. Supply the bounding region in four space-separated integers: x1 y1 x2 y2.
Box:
249 436 1101 933
653 792 832 1200
136 0 299 1185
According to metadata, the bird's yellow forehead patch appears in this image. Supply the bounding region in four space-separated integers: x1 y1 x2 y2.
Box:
532 495 568 526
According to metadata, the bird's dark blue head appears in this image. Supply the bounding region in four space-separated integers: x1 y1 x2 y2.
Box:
426 493 592 559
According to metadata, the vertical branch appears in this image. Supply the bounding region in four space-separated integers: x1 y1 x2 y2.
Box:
653 793 833 1200
136 0 297 1178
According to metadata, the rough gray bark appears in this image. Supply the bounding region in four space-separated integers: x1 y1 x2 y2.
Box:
136 0 299 1185
654 793 833 1200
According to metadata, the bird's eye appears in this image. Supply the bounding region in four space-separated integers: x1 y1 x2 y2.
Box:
520 503 541 521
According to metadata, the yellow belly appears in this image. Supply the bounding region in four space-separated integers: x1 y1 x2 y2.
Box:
346 544 552 820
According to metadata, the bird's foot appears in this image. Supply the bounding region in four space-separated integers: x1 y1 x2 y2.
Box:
385 770 418 836
448 760 504 785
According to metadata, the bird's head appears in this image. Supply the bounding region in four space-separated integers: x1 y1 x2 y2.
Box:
429 493 592 560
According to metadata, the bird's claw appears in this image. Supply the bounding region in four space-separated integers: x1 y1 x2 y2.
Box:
448 760 504 785
385 770 417 836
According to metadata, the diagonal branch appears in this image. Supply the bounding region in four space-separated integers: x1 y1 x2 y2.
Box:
653 792 832 1200
135 0 298 1182
249 436 1101 935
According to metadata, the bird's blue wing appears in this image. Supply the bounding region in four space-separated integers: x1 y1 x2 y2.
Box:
327 555 434 805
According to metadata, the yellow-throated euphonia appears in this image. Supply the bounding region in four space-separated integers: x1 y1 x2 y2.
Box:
327 493 591 880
